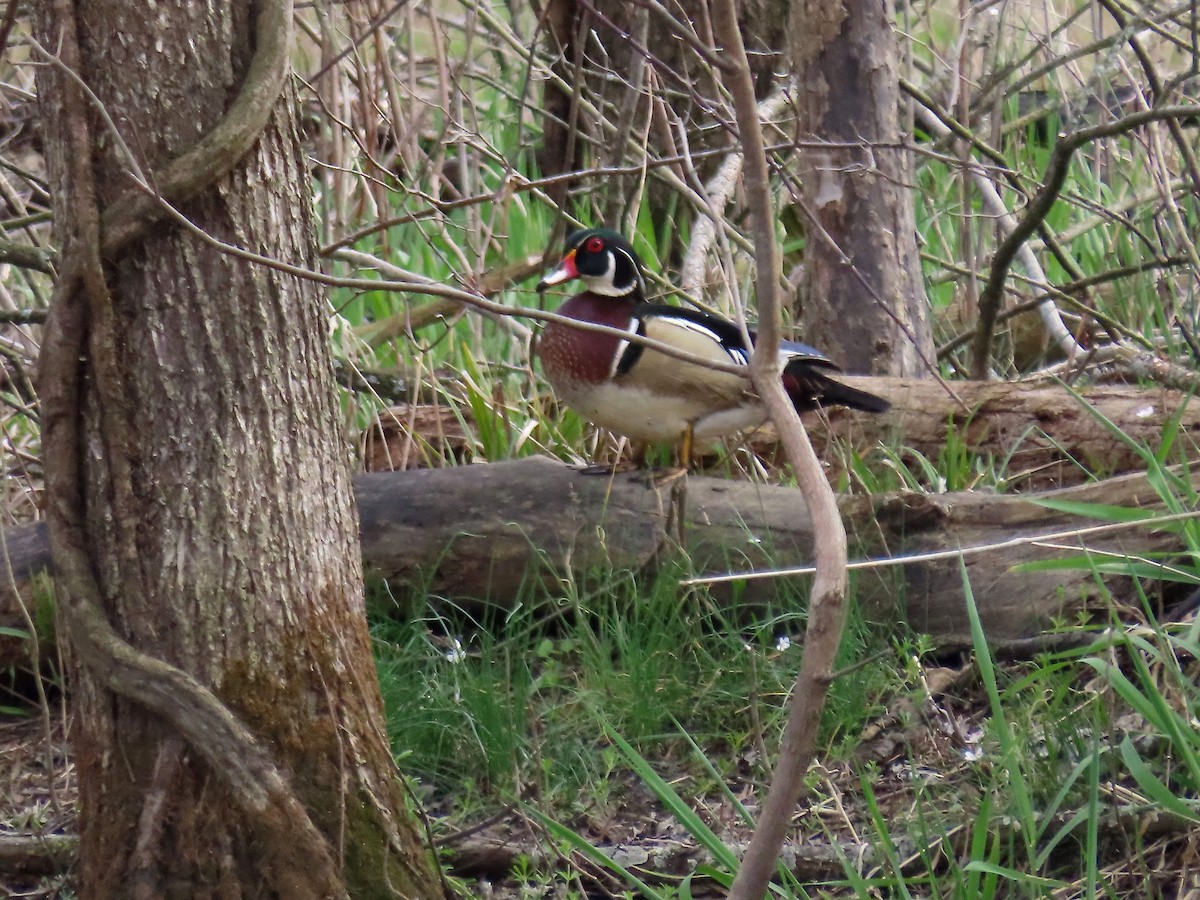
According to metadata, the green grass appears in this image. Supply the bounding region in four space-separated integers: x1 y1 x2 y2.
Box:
362 386 1200 895
370 543 1200 897
372 561 902 805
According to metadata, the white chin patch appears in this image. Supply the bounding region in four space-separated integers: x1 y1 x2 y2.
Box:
583 253 624 296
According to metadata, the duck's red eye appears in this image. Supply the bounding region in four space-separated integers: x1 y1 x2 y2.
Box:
584 236 605 254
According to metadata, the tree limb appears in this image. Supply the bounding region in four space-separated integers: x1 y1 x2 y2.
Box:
0 238 56 275
971 104 1200 378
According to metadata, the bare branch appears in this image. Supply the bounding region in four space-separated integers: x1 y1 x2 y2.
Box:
971 104 1200 377
680 87 790 294
0 238 55 275
709 2 850 898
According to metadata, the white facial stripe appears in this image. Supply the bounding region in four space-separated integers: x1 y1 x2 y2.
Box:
614 247 646 296
608 317 641 378
582 252 622 296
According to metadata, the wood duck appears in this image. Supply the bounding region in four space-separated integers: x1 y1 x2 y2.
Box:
536 227 890 464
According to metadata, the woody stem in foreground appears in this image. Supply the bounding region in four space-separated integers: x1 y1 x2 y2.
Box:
708 1 851 898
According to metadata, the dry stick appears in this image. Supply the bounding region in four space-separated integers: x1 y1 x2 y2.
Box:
969 103 1200 378
977 0 1193 110
1100 0 1200 291
0 238 56 274
0 308 48 324
912 104 1080 371
35 0 346 895
680 86 791 294
901 76 1089 295
936 256 1188 359
708 2 849 899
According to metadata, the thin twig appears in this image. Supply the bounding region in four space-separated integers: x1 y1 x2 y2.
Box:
970 104 1200 377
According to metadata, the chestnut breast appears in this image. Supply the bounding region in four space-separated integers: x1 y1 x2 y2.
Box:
539 293 638 385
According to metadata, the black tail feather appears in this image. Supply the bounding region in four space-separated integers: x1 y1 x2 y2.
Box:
783 366 890 414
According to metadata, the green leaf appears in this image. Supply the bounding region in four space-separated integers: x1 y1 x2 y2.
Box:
1026 499 1158 522
605 725 741 872
961 861 1066 890
1119 736 1200 824
525 807 669 899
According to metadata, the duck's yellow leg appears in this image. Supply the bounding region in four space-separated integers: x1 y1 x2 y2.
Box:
679 425 694 473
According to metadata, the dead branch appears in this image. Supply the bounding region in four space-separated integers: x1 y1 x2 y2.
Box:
710 1 850 895
971 104 1200 377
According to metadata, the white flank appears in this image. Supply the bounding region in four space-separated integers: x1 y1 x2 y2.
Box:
653 314 749 366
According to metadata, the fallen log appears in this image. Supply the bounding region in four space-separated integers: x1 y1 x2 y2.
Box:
1 456 1181 674
354 457 1175 641
779 376 1199 491
361 377 1199 486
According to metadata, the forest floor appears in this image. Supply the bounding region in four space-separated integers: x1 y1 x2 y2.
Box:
5 637 1198 899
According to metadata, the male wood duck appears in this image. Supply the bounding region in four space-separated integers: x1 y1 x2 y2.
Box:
536 227 890 464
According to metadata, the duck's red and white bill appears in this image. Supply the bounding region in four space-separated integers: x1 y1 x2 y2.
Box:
537 250 579 289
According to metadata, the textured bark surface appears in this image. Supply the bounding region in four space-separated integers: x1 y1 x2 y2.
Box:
34 2 441 897
791 0 933 376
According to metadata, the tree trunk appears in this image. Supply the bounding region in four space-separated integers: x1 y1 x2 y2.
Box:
34 1 442 897
791 0 933 376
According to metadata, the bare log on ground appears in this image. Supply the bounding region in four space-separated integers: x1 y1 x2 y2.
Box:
445 834 858 884
772 376 1198 489
1 456 1179 671
354 457 1174 641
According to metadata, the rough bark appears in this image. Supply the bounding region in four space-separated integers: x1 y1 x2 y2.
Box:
536 0 584 212
34 1 442 897
790 0 933 376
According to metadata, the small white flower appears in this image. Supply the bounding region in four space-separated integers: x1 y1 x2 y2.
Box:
444 637 466 663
